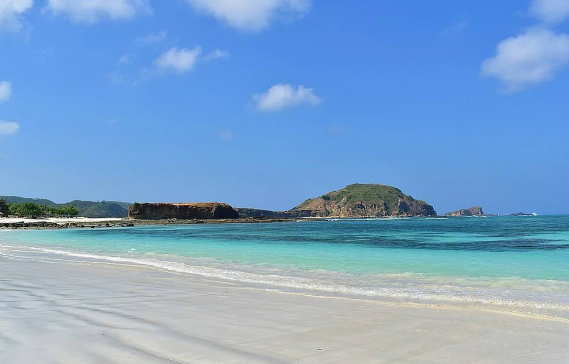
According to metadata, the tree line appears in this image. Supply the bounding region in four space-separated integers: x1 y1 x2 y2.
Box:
0 200 79 218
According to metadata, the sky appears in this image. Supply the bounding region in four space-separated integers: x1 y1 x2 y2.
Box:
1 0 569 215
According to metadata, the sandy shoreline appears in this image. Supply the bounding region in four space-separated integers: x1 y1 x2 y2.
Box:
0 217 125 224
0 217 296 230
1 255 568 363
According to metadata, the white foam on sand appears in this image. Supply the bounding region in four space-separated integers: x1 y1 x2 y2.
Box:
2 244 569 315
1 255 568 364
0 217 124 224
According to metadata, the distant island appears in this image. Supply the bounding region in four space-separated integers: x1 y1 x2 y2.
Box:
510 212 538 217
3 184 439 221
238 184 437 218
445 206 485 217
5 184 541 222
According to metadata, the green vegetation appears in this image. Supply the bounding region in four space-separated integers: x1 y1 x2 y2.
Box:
326 184 405 206
0 196 132 218
293 183 437 217
63 200 129 218
6 202 78 218
0 199 9 216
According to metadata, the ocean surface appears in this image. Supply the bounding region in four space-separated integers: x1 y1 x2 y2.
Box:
2 216 569 314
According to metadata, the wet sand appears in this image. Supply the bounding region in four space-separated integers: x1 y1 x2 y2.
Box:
1 256 568 364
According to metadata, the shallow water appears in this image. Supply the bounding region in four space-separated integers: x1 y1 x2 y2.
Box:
2 216 569 312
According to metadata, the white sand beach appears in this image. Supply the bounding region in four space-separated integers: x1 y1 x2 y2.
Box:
1 255 568 364
0 217 124 225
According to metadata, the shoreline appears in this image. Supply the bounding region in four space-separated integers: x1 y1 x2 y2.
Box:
2 254 568 363
0 217 298 230
0 215 483 230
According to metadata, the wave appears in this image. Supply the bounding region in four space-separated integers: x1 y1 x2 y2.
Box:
2 244 569 313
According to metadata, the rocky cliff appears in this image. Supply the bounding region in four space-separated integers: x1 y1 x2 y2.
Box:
289 184 437 218
445 206 485 217
128 203 239 220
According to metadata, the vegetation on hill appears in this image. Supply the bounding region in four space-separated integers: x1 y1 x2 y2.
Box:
0 196 131 218
0 199 78 218
0 199 9 216
63 200 129 218
320 184 427 206
292 184 436 217
0 196 58 207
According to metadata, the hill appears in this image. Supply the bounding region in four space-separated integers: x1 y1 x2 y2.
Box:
291 184 437 217
0 196 59 207
0 196 131 218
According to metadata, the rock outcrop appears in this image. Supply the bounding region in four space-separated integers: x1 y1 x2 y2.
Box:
128 203 239 220
235 208 312 219
445 206 485 217
287 184 437 218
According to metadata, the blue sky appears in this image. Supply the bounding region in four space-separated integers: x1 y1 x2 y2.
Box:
1 0 569 215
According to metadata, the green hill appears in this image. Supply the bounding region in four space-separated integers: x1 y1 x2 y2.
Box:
291 184 437 217
0 196 132 218
0 196 59 207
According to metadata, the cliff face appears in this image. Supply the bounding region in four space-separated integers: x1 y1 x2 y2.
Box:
129 203 239 220
445 206 485 217
290 184 437 218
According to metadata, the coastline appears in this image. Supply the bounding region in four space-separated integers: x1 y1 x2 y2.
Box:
1 254 568 363
0 217 297 230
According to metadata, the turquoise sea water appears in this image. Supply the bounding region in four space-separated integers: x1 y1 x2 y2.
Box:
2 216 569 312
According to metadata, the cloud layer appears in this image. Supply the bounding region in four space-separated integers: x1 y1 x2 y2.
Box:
186 0 310 31
0 82 12 101
46 0 149 23
0 0 33 33
0 121 20 136
254 84 321 111
531 0 569 24
482 28 569 92
155 47 202 73
482 0 569 92
203 49 230 61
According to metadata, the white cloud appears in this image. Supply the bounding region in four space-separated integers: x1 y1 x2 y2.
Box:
46 0 150 24
155 47 202 73
117 53 136 66
253 84 321 111
0 121 20 136
531 0 569 24
481 28 569 92
136 30 167 45
0 0 33 33
0 82 12 102
186 0 310 32
203 49 230 61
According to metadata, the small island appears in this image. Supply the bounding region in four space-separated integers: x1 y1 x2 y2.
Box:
445 206 485 217
237 184 437 218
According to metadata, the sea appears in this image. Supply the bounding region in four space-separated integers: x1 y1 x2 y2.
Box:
2 216 569 316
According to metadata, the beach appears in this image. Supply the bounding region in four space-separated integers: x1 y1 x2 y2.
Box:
2 255 569 364
2 217 569 363
0 217 292 230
